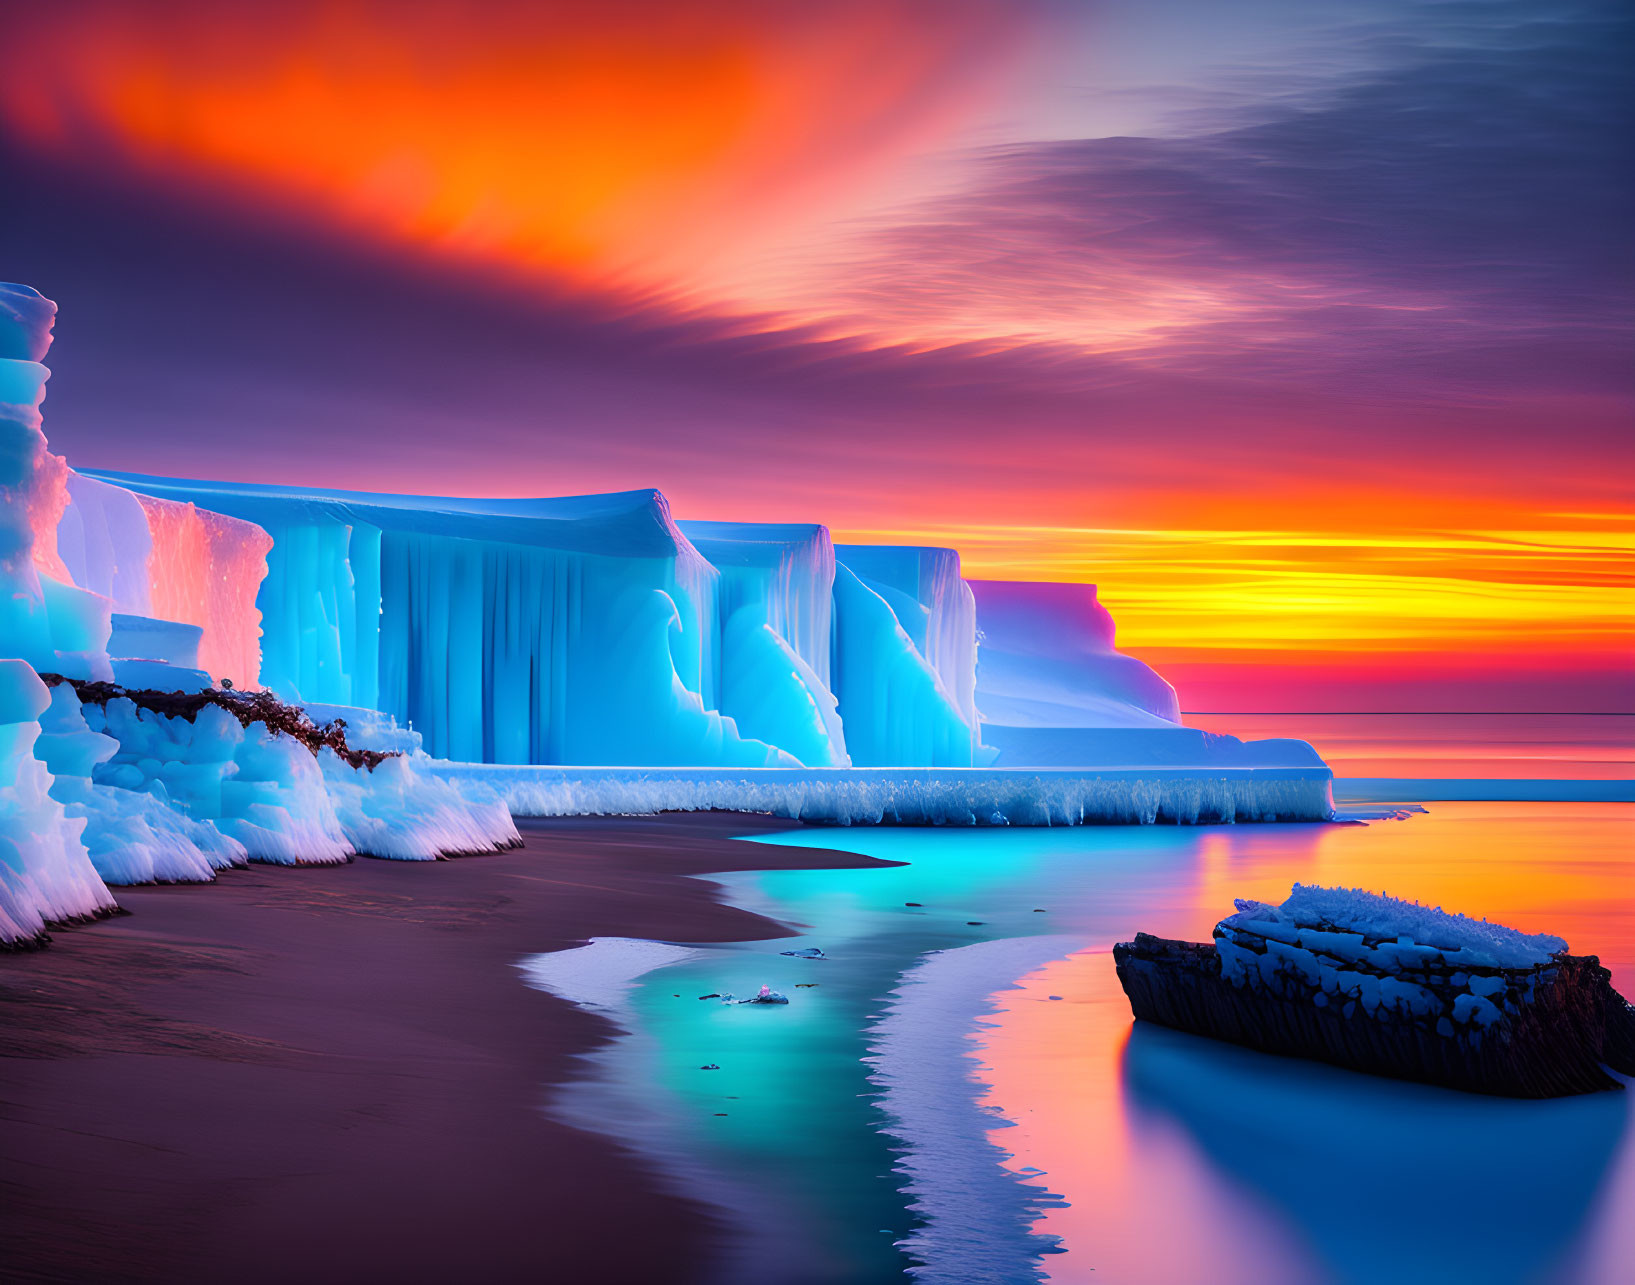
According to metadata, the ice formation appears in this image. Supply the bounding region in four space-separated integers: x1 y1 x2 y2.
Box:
0 283 519 943
433 762 1334 825
61 683 519 867
0 661 117 946
678 520 848 767
37 681 246 883
0 275 1335 931
64 469 1319 780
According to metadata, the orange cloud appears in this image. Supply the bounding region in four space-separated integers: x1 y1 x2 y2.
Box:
1 0 1030 302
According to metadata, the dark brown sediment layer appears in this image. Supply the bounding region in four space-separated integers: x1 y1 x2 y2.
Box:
0 814 884 1285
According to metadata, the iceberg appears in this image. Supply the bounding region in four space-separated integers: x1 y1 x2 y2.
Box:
0 282 518 917
4 278 1332 886
970 579 1179 729
81 473 794 767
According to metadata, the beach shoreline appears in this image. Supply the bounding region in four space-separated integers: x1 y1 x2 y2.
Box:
0 814 888 1285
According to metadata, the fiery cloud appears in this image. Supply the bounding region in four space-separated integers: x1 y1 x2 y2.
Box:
1 0 1032 301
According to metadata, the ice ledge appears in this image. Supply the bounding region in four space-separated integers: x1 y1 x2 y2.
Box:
427 763 1334 825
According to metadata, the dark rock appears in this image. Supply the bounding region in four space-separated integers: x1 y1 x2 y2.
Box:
1113 932 1635 1098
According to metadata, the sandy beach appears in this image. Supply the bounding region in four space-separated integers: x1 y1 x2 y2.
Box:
0 815 887 1285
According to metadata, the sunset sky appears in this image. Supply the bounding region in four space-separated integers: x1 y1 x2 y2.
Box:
2 0 1629 711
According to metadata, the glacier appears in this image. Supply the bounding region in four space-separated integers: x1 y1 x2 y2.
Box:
0 283 518 945
1 278 1334 943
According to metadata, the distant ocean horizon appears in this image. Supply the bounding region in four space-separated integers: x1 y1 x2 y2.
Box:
1185 711 1634 784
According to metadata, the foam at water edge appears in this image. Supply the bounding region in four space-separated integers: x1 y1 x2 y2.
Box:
866 935 1089 1283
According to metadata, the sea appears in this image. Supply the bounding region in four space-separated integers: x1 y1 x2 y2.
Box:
522 714 1635 1284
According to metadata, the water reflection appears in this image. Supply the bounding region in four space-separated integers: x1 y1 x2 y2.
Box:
529 804 1635 1283
1122 1023 1631 1285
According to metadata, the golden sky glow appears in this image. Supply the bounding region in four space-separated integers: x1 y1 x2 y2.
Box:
836 520 1635 654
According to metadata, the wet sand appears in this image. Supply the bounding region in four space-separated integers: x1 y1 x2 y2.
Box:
0 815 884 1285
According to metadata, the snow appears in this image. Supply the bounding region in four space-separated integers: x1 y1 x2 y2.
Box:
0 660 117 944
317 749 517 859
37 682 244 883
75 690 517 867
1224 884 1567 970
431 762 1335 825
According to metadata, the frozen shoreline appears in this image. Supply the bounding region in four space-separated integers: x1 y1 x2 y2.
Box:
864 935 1090 1283
431 762 1336 825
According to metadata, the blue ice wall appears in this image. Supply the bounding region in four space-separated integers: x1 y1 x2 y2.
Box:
831 564 978 767
84 474 780 766
677 520 847 766
835 545 980 763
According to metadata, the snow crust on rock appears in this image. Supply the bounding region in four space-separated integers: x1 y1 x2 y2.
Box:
1225 884 1567 970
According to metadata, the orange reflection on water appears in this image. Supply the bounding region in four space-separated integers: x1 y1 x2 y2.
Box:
974 803 1635 1283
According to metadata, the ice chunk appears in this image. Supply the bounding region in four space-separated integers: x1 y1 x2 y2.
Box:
0 661 117 945
679 520 847 766
109 613 203 667
318 749 518 860
432 762 1335 825
837 544 978 735
969 579 1179 728
108 658 215 693
832 564 976 766
37 682 242 884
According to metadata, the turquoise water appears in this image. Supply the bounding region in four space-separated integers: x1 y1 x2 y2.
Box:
530 802 1635 1284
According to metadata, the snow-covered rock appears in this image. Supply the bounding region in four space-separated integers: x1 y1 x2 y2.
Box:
1115 885 1635 1097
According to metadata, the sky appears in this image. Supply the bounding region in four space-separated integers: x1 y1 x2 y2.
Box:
1 0 1629 712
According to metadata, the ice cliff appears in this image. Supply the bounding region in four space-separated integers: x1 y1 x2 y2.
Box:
1 278 1330 942
0 283 517 946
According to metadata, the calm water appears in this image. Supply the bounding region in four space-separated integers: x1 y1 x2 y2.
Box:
525 800 1635 1284
1187 712 1634 782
